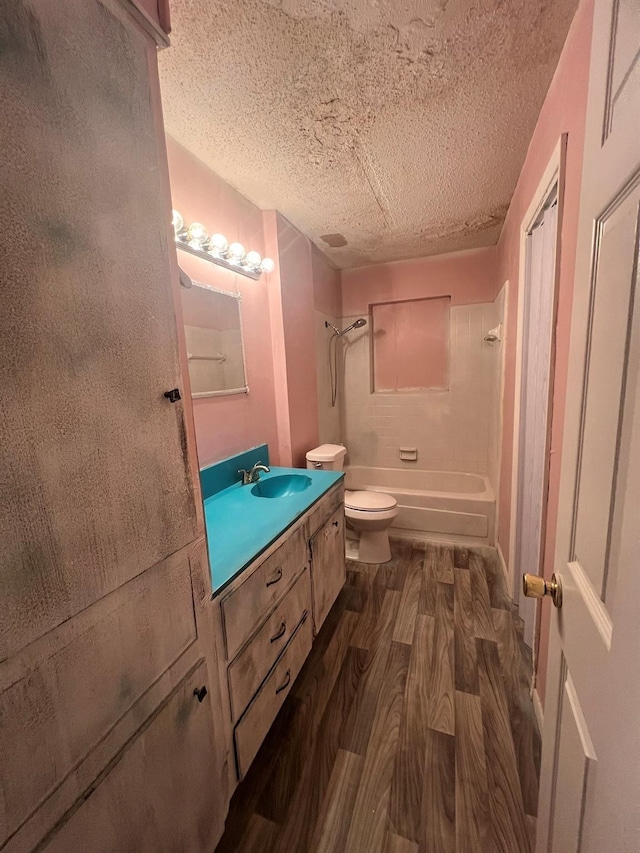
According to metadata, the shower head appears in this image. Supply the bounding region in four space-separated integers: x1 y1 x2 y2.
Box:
331 317 367 337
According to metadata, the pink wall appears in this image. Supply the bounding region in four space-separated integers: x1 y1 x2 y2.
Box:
311 245 342 317
165 137 281 467
341 246 498 315
373 298 450 392
495 0 594 703
264 212 320 467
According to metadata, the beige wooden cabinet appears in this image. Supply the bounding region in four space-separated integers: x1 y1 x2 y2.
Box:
0 3 228 851
212 481 345 791
309 505 346 634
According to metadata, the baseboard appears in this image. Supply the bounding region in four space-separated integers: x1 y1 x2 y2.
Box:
532 688 544 733
497 541 509 585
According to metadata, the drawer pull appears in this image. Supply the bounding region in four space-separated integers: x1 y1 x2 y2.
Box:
266 567 283 587
332 520 339 527
275 669 291 695
270 621 287 643
193 686 208 703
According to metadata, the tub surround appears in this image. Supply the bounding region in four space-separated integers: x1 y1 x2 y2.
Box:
345 465 496 545
200 447 342 593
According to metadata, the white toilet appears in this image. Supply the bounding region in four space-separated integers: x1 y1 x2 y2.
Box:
306 444 398 564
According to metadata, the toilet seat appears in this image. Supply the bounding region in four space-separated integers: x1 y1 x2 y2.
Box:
344 489 397 512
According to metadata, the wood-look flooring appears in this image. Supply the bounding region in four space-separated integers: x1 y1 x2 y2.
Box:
215 540 540 853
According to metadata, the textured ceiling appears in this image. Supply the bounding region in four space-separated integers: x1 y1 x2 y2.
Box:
158 0 578 269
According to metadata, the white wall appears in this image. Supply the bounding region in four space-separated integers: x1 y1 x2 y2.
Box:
340 303 504 478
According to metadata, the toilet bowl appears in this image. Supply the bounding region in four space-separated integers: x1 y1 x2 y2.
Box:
306 444 397 564
344 490 398 563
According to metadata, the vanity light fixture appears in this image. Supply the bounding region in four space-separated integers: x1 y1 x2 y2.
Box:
171 210 274 280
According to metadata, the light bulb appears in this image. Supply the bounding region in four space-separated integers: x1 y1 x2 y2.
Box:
260 257 275 274
171 209 184 236
228 242 245 262
245 250 262 269
187 222 208 246
208 233 228 254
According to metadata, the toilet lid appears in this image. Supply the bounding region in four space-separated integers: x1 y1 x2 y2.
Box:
345 490 397 512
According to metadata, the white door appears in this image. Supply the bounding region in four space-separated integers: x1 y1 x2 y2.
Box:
516 195 559 650
536 1 640 851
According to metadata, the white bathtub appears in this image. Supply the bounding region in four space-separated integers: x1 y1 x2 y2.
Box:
344 466 496 545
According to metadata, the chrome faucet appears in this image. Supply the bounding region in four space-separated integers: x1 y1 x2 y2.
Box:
238 461 271 485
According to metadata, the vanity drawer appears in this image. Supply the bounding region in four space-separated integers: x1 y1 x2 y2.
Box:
227 567 312 722
234 614 313 779
221 526 307 660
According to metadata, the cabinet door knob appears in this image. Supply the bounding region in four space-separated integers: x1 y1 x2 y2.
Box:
193 686 208 703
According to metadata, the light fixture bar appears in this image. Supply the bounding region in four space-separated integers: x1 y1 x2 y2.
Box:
176 241 261 280
171 210 274 281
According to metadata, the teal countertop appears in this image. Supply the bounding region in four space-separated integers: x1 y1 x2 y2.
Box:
203 466 343 595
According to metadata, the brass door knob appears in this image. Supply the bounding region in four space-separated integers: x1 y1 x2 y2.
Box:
522 573 563 608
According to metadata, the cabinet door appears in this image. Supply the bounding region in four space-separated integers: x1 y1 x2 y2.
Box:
42 661 224 853
309 506 346 633
0 0 198 661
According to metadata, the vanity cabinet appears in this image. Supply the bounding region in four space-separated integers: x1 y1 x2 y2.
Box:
214 481 345 788
309 505 346 633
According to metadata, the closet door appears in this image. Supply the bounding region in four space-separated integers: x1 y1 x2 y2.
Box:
0 2 226 850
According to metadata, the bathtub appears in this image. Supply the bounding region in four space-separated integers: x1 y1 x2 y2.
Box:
344 466 495 545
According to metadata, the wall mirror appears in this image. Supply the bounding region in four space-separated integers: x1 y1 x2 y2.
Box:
179 277 248 397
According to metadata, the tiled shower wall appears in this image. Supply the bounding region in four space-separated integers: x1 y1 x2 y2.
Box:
339 301 504 480
315 309 342 446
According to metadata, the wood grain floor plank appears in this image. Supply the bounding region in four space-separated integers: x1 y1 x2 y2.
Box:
425 582 455 736
454 569 479 695
340 590 401 754
259 610 359 822
493 609 541 817
389 615 435 841
384 538 412 591
344 641 410 853
234 814 280 853
435 545 455 584
349 563 388 651
454 690 490 853
418 545 437 617
384 832 419 853
393 547 424 645
482 552 512 612
216 699 299 853
469 553 496 641
420 729 456 853
215 541 539 853
477 638 531 853
273 645 368 852
308 749 364 853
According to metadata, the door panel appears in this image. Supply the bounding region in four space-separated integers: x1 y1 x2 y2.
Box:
0 0 197 660
537 0 640 849
309 506 346 633
572 182 640 604
0 549 197 847
41 661 222 853
549 670 596 853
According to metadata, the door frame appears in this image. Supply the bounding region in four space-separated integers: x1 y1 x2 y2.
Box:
509 135 567 648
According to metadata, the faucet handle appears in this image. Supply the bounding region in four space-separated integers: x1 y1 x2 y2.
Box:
238 468 251 485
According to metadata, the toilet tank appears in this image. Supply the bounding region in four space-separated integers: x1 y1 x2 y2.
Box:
306 444 347 471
